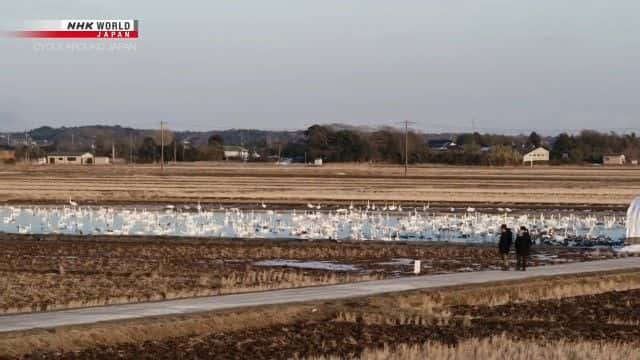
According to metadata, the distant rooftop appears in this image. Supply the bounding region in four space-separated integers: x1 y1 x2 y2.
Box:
427 139 456 149
46 152 92 157
223 146 248 151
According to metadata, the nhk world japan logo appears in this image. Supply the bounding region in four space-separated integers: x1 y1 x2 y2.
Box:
9 20 139 39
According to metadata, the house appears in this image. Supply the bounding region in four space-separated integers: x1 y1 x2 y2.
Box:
313 158 323 166
427 139 456 151
46 152 94 165
603 154 626 166
0 147 15 163
522 147 549 165
223 146 249 161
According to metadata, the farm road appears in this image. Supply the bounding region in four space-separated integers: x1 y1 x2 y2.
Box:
1 257 639 333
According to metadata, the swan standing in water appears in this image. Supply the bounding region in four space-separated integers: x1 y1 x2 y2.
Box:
0 203 625 244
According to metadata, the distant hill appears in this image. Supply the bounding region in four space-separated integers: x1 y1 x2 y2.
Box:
6 125 305 150
324 123 379 133
4 124 440 151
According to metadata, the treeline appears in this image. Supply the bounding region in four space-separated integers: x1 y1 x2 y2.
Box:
11 132 227 163
282 125 523 165
283 126 640 165
283 125 427 163
550 130 640 163
112 134 226 162
8 125 640 165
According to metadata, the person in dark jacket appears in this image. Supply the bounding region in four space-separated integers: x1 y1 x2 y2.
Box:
515 226 532 271
498 224 513 270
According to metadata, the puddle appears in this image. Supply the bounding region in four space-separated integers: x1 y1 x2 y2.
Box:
253 260 359 271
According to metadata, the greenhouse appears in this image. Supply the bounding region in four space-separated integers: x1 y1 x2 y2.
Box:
625 196 640 248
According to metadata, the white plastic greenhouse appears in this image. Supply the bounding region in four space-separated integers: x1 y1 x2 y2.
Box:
627 196 640 242
621 196 640 252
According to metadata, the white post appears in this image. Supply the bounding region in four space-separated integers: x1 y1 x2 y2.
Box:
413 260 421 275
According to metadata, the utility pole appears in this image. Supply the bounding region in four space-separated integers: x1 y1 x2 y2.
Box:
160 121 165 171
112 142 115 165
400 121 416 177
24 131 29 163
173 139 177 164
404 121 409 177
129 133 133 165
278 143 282 163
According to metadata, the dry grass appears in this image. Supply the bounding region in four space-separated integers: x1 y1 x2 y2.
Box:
0 268 380 314
312 336 640 360
334 310 455 327
370 270 640 317
328 270 640 329
3 237 418 314
0 304 322 358
8 237 597 314
1 163 639 206
4 269 640 358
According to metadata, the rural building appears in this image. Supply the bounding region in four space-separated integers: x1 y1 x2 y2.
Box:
0 147 16 163
112 157 128 165
34 157 47 165
314 158 323 166
603 154 626 166
224 146 249 161
94 157 111 165
427 139 457 151
522 147 549 165
46 152 94 165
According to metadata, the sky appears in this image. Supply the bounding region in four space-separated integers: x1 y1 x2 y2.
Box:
1 1 640 134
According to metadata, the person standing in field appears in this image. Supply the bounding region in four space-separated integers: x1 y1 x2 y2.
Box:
515 226 532 271
498 224 513 270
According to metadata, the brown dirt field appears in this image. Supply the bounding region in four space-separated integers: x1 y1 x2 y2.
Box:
0 234 609 314
6 269 640 360
1 163 639 208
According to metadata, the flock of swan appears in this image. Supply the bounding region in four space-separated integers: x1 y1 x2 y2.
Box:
0 204 626 246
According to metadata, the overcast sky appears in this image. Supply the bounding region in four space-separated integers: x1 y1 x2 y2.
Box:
1 1 640 134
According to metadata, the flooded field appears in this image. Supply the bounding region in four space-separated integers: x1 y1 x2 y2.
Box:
0 205 626 245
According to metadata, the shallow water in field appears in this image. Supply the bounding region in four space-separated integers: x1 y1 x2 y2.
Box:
0 205 626 245
254 260 359 271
